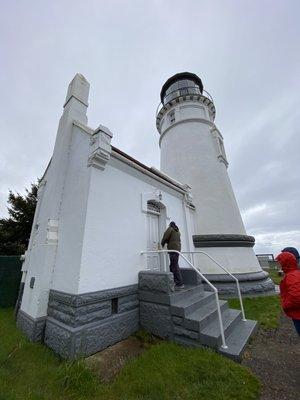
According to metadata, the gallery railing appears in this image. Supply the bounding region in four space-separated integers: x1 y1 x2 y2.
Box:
155 88 214 117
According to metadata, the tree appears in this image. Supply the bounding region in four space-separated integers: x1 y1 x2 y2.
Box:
0 182 38 255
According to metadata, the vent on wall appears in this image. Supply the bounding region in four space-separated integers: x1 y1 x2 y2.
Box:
111 298 118 314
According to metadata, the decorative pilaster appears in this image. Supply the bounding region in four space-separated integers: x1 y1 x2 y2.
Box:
87 125 113 170
183 184 195 209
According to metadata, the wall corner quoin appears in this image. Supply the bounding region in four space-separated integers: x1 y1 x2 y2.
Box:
87 125 113 171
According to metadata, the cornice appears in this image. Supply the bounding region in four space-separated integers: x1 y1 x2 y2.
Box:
156 95 216 133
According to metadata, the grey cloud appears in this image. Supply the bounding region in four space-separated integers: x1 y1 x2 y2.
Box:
0 0 299 254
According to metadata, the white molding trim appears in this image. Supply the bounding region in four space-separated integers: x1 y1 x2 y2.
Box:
182 184 196 209
141 190 170 220
46 219 59 245
156 95 216 133
111 151 187 195
87 125 113 171
73 120 94 135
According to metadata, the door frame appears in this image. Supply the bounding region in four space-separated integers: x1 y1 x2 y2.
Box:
146 200 167 270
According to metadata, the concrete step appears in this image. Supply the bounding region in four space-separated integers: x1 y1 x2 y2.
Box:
170 291 215 317
139 284 203 306
173 325 199 340
184 300 229 331
200 308 242 348
218 319 258 362
169 284 204 304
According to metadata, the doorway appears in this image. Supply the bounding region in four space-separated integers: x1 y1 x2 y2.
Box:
146 201 163 271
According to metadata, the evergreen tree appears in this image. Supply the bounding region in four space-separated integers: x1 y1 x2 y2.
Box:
0 182 38 255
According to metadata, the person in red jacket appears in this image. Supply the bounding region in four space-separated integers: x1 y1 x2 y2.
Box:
276 251 300 336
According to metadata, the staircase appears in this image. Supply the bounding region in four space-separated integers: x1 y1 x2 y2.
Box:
139 269 257 361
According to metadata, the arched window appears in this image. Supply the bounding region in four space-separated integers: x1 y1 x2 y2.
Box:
147 200 161 215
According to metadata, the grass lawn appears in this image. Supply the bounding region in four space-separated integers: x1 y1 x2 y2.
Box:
266 268 282 285
0 308 260 400
228 295 281 329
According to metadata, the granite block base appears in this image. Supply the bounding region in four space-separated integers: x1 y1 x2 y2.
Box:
45 284 139 359
17 309 46 342
45 308 139 359
202 271 275 296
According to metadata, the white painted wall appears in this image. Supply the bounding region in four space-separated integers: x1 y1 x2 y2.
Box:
193 247 261 275
160 100 246 235
20 75 263 323
158 97 261 274
50 125 92 293
78 156 191 294
20 74 90 319
20 74 194 319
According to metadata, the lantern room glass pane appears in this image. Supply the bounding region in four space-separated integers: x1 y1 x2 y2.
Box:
186 79 194 87
162 76 203 105
178 80 187 89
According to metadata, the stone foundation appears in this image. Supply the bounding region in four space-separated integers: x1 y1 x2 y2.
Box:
138 269 203 339
16 309 46 342
44 284 139 359
17 284 139 359
202 271 275 296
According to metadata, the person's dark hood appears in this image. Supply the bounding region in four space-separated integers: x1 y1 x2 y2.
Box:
170 221 179 231
282 247 299 262
276 252 297 273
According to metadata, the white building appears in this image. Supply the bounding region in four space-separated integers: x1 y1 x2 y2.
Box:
17 72 274 359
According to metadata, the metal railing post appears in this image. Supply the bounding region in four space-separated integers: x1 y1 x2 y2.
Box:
164 252 168 273
181 251 247 322
214 290 228 349
236 281 246 321
140 249 228 349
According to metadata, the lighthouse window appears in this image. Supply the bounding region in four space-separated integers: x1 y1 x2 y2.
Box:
178 80 187 89
169 81 178 91
168 110 175 124
163 80 202 104
219 138 225 157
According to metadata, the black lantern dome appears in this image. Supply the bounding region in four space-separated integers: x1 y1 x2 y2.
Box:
160 72 204 105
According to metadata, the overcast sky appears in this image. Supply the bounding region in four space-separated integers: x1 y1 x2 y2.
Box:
0 0 299 255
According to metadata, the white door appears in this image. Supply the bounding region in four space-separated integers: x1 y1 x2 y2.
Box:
147 213 160 271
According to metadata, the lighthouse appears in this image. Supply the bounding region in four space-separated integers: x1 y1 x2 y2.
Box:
156 72 274 294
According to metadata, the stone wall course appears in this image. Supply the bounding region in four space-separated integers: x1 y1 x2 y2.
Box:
17 310 46 342
138 271 175 294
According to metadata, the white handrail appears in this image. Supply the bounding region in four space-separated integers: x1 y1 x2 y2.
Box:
181 251 246 322
140 249 228 349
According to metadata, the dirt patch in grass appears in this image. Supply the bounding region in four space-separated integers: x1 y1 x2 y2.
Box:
85 337 147 382
85 331 161 383
243 314 300 400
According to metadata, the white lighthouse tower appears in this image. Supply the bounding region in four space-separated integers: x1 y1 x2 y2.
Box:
156 72 274 294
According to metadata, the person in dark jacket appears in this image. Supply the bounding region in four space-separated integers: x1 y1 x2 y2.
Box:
276 251 300 336
161 221 184 289
282 247 300 266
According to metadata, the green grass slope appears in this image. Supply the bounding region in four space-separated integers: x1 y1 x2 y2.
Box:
0 308 260 400
228 295 281 329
